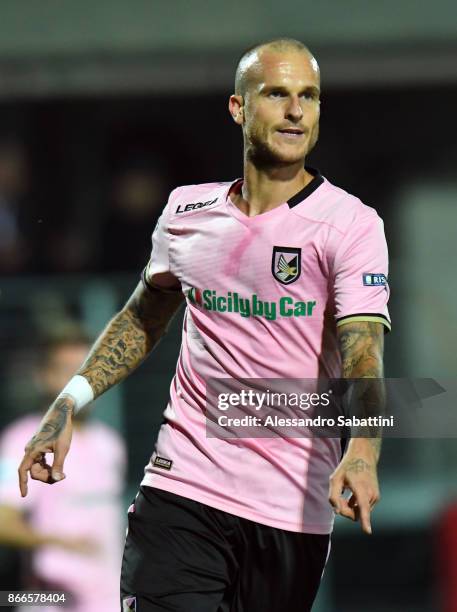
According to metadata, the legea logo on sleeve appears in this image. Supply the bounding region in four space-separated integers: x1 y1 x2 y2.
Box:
175 198 218 214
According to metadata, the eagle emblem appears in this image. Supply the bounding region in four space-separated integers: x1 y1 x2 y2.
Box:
271 247 302 285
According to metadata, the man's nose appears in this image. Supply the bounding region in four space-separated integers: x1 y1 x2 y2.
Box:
285 96 303 121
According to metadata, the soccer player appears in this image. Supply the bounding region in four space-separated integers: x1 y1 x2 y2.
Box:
18 38 390 611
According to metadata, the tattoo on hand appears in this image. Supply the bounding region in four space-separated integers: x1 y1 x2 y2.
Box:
345 458 373 474
27 397 73 451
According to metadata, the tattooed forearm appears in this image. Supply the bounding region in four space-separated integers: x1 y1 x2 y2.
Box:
368 438 382 461
338 321 384 378
337 321 386 461
27 397 73 449
78 281 184 398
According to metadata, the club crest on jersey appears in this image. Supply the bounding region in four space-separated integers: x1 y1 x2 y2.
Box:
271 247 302 285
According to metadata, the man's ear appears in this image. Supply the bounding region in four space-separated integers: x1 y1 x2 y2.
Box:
228 94 244 125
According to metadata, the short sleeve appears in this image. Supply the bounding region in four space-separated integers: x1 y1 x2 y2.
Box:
333 213 391 332
142 190 181 292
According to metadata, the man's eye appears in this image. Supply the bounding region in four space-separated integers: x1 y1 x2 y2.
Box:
268 91 284 98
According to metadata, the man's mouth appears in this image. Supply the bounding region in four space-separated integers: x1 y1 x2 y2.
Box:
277 128 304 137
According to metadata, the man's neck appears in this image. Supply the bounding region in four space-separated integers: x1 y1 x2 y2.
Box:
232 158 314 217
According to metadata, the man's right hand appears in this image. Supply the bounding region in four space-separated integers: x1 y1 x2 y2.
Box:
18 396 74 497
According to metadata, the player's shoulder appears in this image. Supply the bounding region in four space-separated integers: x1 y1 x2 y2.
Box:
292 173 381 234
166 181 231 219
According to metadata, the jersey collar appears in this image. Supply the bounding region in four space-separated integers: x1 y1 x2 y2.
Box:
225 166 325 223
287 167 324 209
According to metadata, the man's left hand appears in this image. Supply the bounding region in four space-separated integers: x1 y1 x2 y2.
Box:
328 441 380 535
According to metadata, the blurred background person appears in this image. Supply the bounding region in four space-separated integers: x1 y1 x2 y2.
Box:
0 137 31 274
0 323 126 611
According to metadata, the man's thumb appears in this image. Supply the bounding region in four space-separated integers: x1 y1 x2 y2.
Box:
51 468 66 481
52 451 67 481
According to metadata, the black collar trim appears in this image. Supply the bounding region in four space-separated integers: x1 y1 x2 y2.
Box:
287 167 324 209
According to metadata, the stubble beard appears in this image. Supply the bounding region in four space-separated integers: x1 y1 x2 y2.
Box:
245 123 319 170
307 122 319 156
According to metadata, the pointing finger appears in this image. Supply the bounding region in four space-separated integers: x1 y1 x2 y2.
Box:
350 487 372 534
359 499 372 534
18 454 34 497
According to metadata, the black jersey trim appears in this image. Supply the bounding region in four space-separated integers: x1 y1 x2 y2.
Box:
287 167 324 209
141 266 156 293
141 266 182 294
336 313 391 333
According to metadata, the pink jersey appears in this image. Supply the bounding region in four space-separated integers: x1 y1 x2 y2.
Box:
0 415 126 612
141 168 390 534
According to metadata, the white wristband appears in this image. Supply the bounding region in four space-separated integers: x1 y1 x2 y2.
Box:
58 375 94 414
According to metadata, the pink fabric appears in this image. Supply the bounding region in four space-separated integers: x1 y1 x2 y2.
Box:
0 415 126 612
141 173 390 534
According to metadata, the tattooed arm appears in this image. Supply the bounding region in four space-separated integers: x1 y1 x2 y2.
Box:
77 278 184 397
328 320 385 534
18 278 184 496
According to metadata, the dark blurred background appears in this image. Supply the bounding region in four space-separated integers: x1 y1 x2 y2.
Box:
0 1 457 610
